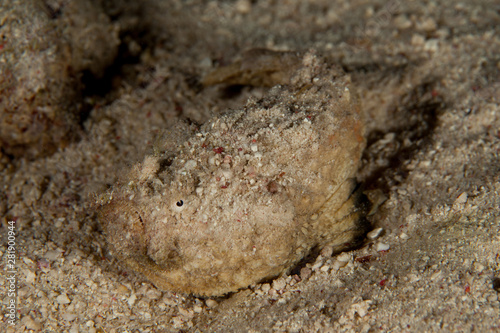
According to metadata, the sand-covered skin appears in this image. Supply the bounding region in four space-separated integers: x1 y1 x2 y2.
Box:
99 51 368 296
0 0 499 332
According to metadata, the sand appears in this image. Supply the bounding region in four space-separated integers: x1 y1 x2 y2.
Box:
1 0 499 332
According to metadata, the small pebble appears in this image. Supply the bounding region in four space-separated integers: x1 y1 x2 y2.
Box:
300 267 312 280
127 294 137 307
205 299 218 308
272 277 286 291
431 270 442 281
376 242 390 252
23 257 34 265
312 261 323 271
23 269 36 284
332 260 348 270
367 227 383 240
56 293 71 305
454 192 468 205
336 252 351 263
261 283 271 293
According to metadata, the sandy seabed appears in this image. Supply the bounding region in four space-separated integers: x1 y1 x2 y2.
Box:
1 0 499 332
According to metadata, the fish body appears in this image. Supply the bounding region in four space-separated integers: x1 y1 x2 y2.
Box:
99 51 368 296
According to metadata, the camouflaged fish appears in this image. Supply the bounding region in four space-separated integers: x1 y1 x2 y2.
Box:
98 50 368 296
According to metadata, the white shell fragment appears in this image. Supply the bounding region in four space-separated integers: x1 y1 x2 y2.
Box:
367 227 384 240
99 50 368 296
376 242 390 252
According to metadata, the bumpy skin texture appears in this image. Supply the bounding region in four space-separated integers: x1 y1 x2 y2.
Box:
99 51 367 296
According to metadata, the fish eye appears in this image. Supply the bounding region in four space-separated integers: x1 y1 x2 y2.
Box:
176 200 184 207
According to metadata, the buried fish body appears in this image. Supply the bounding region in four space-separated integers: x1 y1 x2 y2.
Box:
98 51 368 296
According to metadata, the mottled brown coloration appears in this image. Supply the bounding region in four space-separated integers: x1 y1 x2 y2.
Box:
99 50 368 296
